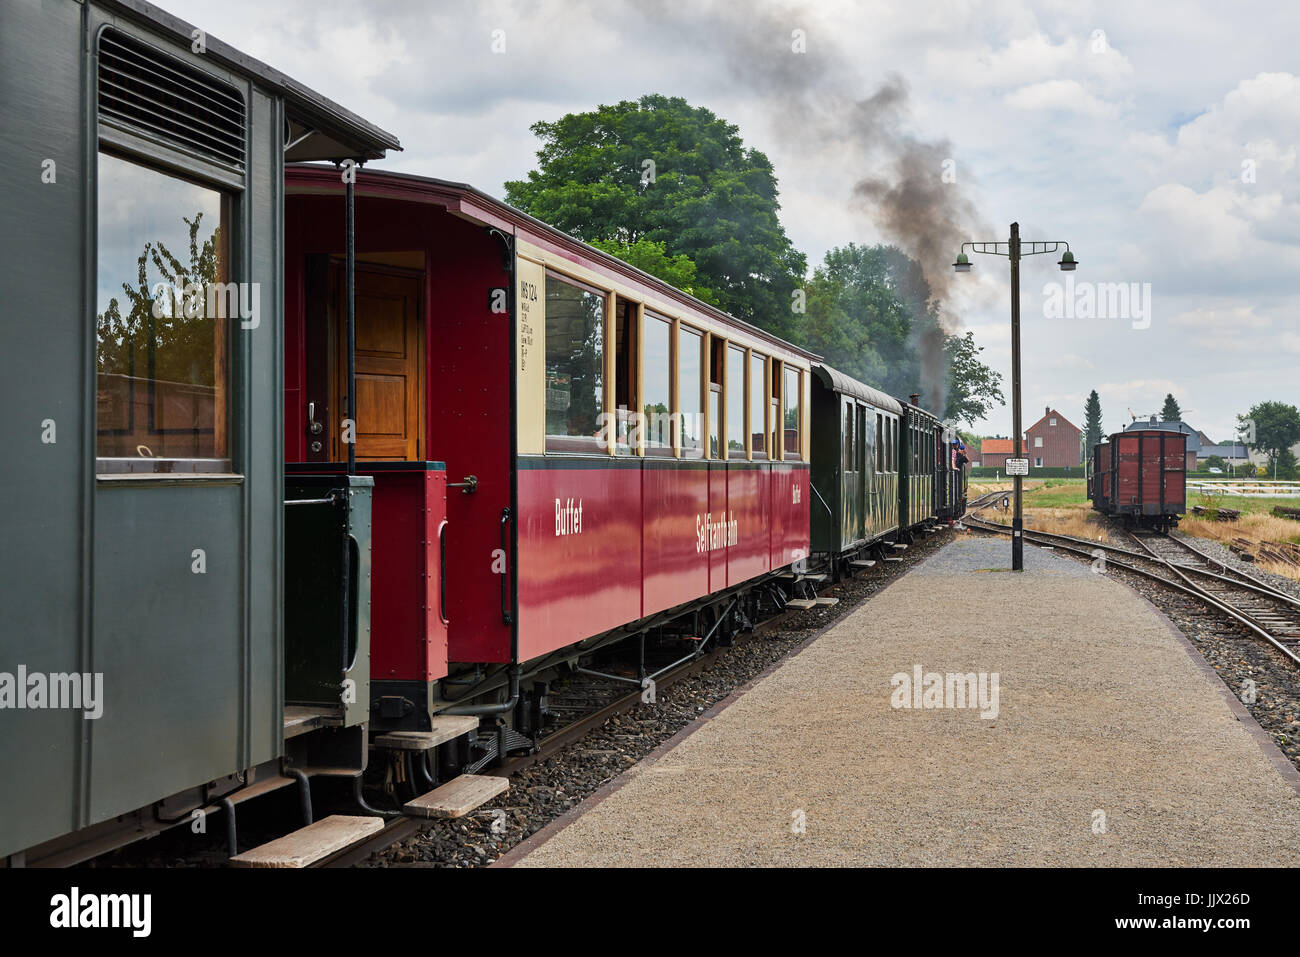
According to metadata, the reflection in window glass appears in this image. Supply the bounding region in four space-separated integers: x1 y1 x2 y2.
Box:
545 275 605 449
750 354 766 456
784 366 800 457
680 326 703 456
726 346 745 455
643 315 672 450
96 152 229 470
709 390 720 458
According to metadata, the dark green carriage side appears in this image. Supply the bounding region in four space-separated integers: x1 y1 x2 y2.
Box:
810 365 903 562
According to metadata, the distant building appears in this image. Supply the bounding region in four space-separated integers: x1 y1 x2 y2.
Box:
980 437 1016 470
1024 408 1083 468
1198 442 1250 468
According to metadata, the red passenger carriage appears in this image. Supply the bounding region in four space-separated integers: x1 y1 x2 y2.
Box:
283 168 813 740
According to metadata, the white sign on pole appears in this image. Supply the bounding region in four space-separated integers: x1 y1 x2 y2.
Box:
1006 458 1030 476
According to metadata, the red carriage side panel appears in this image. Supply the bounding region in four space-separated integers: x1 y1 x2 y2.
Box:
423 216 515 664
515 462 643 662
368 468 448 682
769 463 811 568
727 464 770 586
643 462 711 617
708 463 728 592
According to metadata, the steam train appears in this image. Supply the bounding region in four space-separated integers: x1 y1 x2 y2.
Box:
0 0 965 865
1088 429 1188 531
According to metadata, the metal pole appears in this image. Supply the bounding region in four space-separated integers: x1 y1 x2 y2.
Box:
1009 222 1024 571
345 172 356 477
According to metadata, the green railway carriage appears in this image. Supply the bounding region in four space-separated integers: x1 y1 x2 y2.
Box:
0 0 396 864
810 364 902 565
898 398 939 530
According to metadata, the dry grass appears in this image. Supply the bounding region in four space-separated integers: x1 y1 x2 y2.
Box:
973 504 1113 542
1180 512 1300 582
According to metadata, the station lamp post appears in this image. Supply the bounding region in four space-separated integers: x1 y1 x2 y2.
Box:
954 223 1077 571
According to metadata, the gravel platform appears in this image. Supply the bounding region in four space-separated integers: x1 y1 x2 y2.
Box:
509 536 1300 867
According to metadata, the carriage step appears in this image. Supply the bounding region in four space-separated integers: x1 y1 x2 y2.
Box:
849 559 876 569
813 597 839 607
374 715 479 752
229 815 384 868
777 572 827 583
404 774 509 819
890 543 908 550
784 599 818 610
883 556 904 563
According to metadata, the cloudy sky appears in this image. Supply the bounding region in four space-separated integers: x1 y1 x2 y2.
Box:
166 0 1299 442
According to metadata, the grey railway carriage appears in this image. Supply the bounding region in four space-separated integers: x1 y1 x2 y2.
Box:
0 0 397 864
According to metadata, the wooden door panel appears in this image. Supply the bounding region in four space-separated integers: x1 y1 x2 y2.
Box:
333 267 423 462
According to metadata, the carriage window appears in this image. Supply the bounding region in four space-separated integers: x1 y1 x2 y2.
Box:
709 339 723 459
545 275 605 451
750 353 767 457
614 299 638 453
726 346 745 456
784 367 800 459
642 314 673 453
843 404 854 472
680 326 704 458
876 414 883 472
96 152 231 473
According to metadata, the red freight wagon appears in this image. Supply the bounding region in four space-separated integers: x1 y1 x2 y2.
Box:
283 167 814 737
1092 430 1186 530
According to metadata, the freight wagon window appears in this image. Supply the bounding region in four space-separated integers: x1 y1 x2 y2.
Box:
726 346 745 457
95 152 231 473
679 326 704 458
642 314 673 454
750 353 767 458
784 367 800 459
614 299 638 454
544 274 605 452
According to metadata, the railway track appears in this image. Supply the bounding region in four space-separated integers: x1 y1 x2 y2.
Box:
964 492 1300 671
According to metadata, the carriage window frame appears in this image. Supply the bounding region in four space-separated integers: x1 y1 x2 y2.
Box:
782 366 801 461
678 323 705 460
94 148 239 477
543 271 608 454
725 345 745 458
749 351 767 459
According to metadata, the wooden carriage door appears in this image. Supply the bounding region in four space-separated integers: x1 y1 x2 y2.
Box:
333 266 423 462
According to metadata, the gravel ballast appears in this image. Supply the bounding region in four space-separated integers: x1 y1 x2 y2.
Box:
510 535 1300 867
364 527 957 867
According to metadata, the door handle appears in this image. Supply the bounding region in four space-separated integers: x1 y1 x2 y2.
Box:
307 401 323 435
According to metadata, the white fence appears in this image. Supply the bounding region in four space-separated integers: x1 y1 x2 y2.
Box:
1187 481 1300 498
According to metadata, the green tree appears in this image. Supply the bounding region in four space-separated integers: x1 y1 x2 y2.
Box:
943 331 1004 426
798 243 1002 425
505 95 806 333
1239 400 1300 479
1083 390 1103 453
1203 455 1226 472
588 237 718 306
1160 393 1181 421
